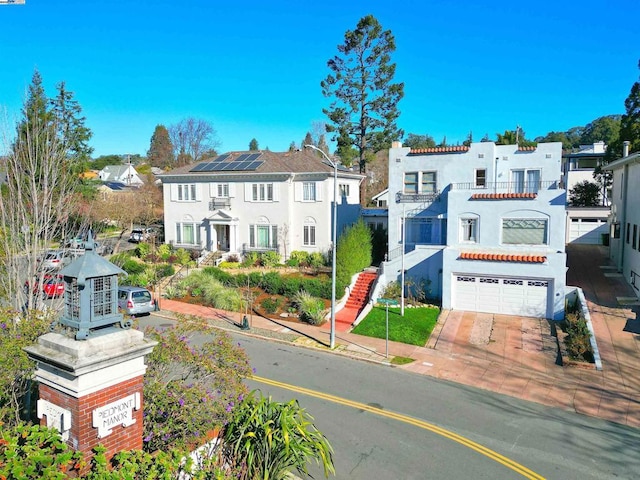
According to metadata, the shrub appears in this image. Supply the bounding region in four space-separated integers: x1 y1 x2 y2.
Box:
281 276 303 297
260 250 281 267
226 253 241 263
134 242 151 258
218 261 240 269
203 266 234 286
336 219 372 287
301 278 332 299
261 297 281 314
563 311 594 361
157 243 172 261
242 251 260 267
175 248 192 265
382 281 401 300
262 271 283 294
108 251 134 268
288 250 309 267
121 258 146 275
221 391 335 480
308 252 326 268
154 263 175 279
248 271 263 287
293 291 327 325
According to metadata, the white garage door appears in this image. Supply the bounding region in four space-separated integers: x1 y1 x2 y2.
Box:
453 275 549 318
568 218 608 244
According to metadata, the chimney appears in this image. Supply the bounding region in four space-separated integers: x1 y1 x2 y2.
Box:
391 140 402 148
623 141 630 157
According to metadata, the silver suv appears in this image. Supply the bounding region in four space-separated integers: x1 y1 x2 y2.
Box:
117 286 155 316
129 228 154 243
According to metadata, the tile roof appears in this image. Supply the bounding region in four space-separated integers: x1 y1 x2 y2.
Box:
459 252 547 263
470 193 537 200
517 146 537 151
409 146 469 154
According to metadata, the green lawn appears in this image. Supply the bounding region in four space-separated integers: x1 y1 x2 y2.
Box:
351 306 439 346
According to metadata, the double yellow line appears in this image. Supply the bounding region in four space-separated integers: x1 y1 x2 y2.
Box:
252 375 545 480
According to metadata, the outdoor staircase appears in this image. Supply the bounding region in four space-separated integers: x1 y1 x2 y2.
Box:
326 270 377 332
198 251 221 267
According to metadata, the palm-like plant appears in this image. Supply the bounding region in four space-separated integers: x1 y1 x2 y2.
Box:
221 391 335 479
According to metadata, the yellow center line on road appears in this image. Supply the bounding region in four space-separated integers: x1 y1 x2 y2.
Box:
252 375 545 480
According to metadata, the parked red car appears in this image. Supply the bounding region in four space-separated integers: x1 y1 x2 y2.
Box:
24 275 65 299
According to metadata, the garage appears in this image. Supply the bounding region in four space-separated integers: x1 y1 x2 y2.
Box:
453 275 549 317
568 218 608 244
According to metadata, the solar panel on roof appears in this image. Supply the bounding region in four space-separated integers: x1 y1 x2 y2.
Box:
246 153 261 162
233 153 251 162
190 162 209 172
247 161 263 170
229 161 249 170
214 153 231 162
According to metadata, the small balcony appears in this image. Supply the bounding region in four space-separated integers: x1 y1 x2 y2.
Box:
450 180 560 192
395 190 440 204
209 198 231 210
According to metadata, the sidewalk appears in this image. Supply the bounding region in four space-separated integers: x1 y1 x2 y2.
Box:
157 245 640 428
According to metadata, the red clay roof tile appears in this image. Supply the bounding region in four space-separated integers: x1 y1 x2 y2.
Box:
459 252 546 263
470 193 537 200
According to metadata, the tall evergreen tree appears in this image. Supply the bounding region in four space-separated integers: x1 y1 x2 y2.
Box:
249 138 259 150
50 81 93 165
147 125 174 169
321 14 404 175
301 132 314 148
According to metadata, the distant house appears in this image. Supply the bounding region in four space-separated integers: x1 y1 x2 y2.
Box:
604 141 640 296
371 188 389 207
98 164 144 187
563 142 610 245
160 150 364 259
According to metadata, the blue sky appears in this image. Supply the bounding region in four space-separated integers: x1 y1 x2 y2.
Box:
1 0 638 157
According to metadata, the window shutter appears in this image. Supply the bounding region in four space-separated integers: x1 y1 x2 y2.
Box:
210 183 217 198
273 183 280 201
193 184 200 201
316 182 322 201
272 225 278 248
170 184 176 201
245 183 252 202
229 183 236 198
294 182 302 201
249 225 255 247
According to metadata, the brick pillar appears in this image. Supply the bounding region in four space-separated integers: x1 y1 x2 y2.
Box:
24 328 156 470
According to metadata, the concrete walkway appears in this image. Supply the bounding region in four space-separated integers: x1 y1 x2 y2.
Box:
157 244 640 428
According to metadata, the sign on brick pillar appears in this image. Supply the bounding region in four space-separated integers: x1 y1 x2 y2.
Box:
23 235 157 470
25 328 156 468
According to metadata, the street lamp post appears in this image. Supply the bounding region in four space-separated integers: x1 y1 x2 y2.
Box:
304 144 337 349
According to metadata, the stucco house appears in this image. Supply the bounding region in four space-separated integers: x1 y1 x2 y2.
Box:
373 141 567 320
604 141 640 296
160 150 363 259
563 142 609 244
98 164 144 187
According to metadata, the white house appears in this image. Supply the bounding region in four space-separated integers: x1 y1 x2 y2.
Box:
98 164 144 187
375 141 567 320
563 142 610 244
160 150 363 259
604 141 640 296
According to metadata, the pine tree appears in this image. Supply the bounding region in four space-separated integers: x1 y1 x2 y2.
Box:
147 125 174 169
50 81 93 164
321 14 404 175
301 132 314 148
249 138 259 151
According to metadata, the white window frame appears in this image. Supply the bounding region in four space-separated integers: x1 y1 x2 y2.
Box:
249 223 278 248
460 217 478 243
339 183 350 197
175 222 202 246
474 169 487 188
217 183 229 198
303 182 317 202
177 184 197 201
511 169 541 194
303 224 316 246
252 183 274 202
